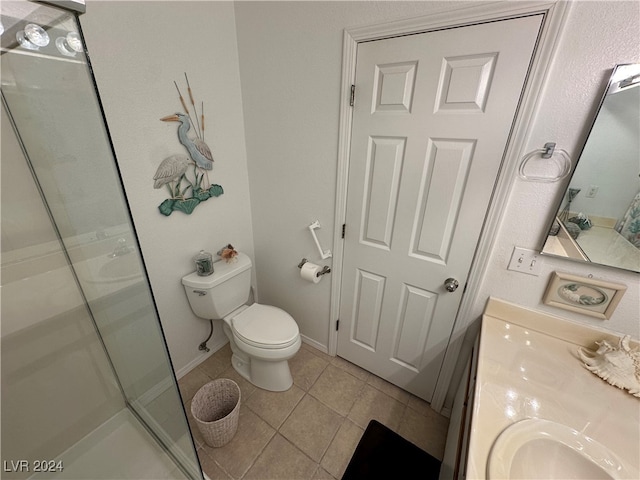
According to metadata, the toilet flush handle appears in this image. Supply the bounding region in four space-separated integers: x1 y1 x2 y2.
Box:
193 290 207 296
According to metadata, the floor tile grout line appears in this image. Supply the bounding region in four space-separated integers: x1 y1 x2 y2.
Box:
302 360 372 423
199 444 237 480
274 426 334 478
182 342 447 480
316 415 363 475
293 353 330 393
236 415 277 480
228 358 333 479
244 384 305 431
262 362 357 478
238 391 344 480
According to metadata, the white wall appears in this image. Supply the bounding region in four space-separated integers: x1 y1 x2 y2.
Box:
81 0 254 373
235 0 473 350
236 0 639 339
235 0 639 408
449 0 640 409
470 0 640 337
568 86 640 219
80 1 639 399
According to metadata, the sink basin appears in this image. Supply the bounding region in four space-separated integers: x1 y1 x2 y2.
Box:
93 255 143 283
488 418 637 479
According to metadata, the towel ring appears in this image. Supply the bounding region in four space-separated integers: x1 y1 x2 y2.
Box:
518 144 572 183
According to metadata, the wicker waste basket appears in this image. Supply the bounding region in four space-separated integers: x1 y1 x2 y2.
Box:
191 379 241 447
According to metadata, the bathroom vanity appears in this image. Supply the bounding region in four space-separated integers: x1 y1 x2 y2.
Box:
441 297 639 479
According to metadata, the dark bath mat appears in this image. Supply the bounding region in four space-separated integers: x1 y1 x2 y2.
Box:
342 420 442 480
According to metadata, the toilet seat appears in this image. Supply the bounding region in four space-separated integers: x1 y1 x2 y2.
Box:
231 303 299 349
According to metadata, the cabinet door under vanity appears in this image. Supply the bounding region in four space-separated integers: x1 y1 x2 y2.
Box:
440 335 479 479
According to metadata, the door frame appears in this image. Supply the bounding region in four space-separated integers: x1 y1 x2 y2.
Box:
329 1 571 412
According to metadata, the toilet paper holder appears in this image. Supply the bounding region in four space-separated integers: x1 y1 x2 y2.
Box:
298 258 331 277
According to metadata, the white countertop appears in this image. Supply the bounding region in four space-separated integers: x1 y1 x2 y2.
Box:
577 226 640 272
467 298 640 479
543 225 640 272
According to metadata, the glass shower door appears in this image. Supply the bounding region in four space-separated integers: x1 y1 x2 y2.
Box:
1 2 201 478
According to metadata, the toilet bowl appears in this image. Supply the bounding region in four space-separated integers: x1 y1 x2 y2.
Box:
223 303 301 391
182 252 301 391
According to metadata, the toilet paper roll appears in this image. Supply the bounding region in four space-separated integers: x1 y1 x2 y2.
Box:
300 262 322 284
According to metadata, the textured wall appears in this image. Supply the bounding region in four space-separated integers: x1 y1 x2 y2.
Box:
568 86 639 219
470 0 640 337
81 0 254 373
236 0 639 342
81 1 639 394
235 0 472 349
234 1 639 410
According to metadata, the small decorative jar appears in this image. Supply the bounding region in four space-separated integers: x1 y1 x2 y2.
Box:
194 250 214 276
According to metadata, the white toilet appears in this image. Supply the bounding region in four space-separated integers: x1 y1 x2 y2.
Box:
182 252 301 391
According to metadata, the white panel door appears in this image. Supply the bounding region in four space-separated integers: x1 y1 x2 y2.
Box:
338 15 543 402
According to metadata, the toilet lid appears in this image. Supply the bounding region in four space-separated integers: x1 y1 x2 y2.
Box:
231 304 299 349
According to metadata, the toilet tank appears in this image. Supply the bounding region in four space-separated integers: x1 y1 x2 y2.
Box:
182 252 252 319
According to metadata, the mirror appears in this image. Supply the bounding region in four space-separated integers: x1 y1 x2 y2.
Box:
541 64 640 273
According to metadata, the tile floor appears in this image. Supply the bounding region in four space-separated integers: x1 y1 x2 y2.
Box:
178 342 449 480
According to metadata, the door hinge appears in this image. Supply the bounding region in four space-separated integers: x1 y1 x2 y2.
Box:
350 85 355 107
336 319 340 331
341 223 346 239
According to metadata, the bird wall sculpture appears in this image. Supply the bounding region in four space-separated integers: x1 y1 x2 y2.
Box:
153 154 193 198
160 113 213 187
154 73 223 216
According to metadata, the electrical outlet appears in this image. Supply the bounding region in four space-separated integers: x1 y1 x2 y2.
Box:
586 185 599 198
507 247 543 276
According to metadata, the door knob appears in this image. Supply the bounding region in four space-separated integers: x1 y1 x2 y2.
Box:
444 278 459 292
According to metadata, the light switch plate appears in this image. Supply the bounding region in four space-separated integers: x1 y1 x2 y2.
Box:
507 247 543 276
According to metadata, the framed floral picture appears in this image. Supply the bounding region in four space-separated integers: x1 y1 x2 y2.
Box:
542 272 627 319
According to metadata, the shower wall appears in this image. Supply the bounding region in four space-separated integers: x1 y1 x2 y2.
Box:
1 103 124 476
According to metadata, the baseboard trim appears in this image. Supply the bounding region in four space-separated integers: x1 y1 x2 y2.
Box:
300 334 329 355
175 336 229 380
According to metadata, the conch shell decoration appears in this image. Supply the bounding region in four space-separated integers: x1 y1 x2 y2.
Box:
578 335 640 398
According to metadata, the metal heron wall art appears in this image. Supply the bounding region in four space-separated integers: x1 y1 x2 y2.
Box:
154 73 223 216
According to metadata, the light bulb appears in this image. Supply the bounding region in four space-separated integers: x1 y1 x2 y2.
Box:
0 20 5 37
65 32 83 52
24 23 49 47
16 31 39 50
55 36 76 56
55 31 84 57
